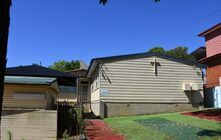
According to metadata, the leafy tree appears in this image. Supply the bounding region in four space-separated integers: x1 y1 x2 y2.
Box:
149 47 165 53
166 46 194 60
48 60 80 72
148 46 194 61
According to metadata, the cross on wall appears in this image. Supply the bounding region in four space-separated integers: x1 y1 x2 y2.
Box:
150 57 161 76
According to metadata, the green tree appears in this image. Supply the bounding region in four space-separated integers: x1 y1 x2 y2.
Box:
149 47 165 53
148 46 194 61
48 60 80 72
166 46 194 60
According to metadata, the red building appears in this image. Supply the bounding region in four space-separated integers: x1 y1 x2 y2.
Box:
197 22 221 108
199 23 221 88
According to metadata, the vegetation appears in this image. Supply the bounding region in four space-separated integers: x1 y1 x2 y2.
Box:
149 46 195 61
105 113 221 140
48 60 80 72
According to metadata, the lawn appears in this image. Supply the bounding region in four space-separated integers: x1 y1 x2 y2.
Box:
105 111 221 140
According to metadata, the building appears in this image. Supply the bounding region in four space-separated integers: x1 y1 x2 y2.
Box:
87 52 204 118
2 65 78 139
66 68 91 112
5 65 77 104
3 76 59 109
197 22 221 108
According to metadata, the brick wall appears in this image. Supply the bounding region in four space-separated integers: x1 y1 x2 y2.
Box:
206 64 221 88
205 28 221 57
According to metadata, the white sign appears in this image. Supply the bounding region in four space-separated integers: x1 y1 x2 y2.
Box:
100 88 109 96
220 77 221 86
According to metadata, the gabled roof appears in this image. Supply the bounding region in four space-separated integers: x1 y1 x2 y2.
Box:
4 76 56 85
191 46 206 55
198 22 221 37
87 52 204 77
6 65 75 78
191 46 206 61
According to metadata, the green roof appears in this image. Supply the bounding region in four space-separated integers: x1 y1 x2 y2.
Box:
4 76 56 85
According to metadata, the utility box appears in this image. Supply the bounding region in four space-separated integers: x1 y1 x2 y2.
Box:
191 83 198 91
183 83 191 91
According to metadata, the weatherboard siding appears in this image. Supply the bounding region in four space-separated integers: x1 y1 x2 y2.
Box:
99 56 204 103
3 84 57 109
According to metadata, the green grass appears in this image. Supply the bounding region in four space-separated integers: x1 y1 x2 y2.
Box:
105 113 221 140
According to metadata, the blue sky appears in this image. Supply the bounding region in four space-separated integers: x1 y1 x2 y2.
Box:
7 0 221 67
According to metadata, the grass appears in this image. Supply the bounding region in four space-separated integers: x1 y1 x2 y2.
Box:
105 112 221 140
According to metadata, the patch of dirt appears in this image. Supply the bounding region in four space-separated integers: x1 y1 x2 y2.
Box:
84 119 124 140
182 109 221 122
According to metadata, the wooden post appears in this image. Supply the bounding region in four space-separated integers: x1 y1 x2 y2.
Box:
0 0 11 133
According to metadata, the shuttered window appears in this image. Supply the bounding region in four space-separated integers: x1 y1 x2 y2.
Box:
13 93 46 100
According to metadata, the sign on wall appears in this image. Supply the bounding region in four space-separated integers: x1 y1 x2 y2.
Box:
214 86 221 108
100 88 109 96
220 77 221 86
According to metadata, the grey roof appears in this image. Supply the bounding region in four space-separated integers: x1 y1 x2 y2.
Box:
6 65 75 78
4 76 57 85
87 52 205 77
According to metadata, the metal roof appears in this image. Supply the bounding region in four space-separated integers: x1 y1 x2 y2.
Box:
4 76 57 85
198 22 221 37
6 65 75 78
87 52 205 77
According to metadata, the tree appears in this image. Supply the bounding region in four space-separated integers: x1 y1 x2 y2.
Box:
166 46 194 60
0 0 11 126
148 46 194 61
149 47 165 53
48 60 80 72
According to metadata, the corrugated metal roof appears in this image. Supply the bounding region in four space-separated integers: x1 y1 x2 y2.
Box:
4 76 56 85
87 52 205 77
6 65 75 78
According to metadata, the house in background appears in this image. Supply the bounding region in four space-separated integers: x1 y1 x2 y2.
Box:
3 76 59 109
191 46 206 61
197 22 221 108
1 65 76 140
66 61 91 112
5 65 77 104
87 52 204 118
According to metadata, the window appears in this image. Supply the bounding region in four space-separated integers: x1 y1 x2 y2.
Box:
13 93 46 100
91 85 94 91
59 86 76 93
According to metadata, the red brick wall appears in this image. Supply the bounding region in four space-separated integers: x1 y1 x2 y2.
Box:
206 64 221 88
205 28 221 57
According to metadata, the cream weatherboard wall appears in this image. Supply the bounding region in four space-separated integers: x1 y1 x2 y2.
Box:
90 67 101 116
3 84 58 109
99 56 203 103
89 56 204 117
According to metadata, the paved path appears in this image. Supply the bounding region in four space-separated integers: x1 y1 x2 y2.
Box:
85 119 124 140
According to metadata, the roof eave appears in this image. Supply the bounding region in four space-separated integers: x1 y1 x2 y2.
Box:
198 23 221 37
86 60 100 78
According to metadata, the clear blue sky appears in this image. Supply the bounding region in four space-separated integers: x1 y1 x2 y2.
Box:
7 0 221 67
